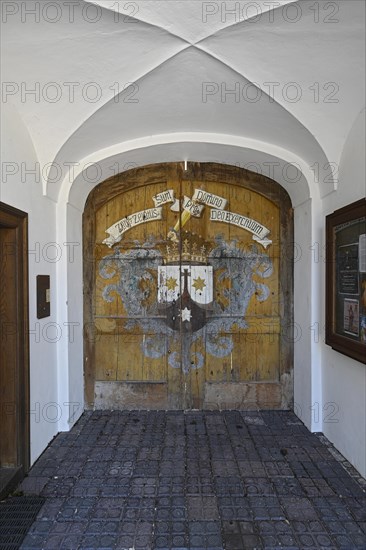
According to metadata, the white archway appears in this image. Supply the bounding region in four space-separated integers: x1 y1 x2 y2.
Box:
55 138 322 433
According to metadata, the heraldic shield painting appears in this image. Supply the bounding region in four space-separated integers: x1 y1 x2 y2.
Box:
84 164 293 410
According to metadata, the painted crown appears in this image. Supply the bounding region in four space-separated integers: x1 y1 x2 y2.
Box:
165 231 209 265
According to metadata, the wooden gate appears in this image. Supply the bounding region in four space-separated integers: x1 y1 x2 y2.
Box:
84 163 293 410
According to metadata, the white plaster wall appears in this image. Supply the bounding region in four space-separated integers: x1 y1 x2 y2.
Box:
293 200 323 433
321 109 366 478
0 105 59 464
54 201 84 433
293 200 313 429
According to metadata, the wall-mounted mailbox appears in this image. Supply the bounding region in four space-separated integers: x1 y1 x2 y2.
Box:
37 275 50 319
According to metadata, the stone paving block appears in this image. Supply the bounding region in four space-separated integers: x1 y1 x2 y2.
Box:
327 476 366 498
249 496 286 521
280 496 318 521
193 464 215 479
158 476 186 496
134 459 160 476
299 477 335 498
20 534 47 548
42 534 69 549
222 520 262 550
56 497 96 523
113 520 154 549
36 498 64 521
156 506 187 521
302 461 324 478
312 496 356 521
296 532 335 548
237 459 267 477
263 460 294 478
163 446 186 460
28 519 54 535
186 475 215 495
257 446 287 461
261 532 298 547
212 459 239 476
153 520 188 548
326 521 353 535
214 476 244 495
257 520 294 536
160 459 186 476
292 519 331 534
19 476 49 495
188 521 223 548
125 506 155 521
48 521 72 535
272 477 305 497
57 534 83 548
243 477 276 496
332 533 366 548
218 496 253 520
68 521 88 535
187 496 219 520
81 533 119 549
100 484 130 497
130 476 158 497
86 519 119 534
287 460 310 478
91 496 125 520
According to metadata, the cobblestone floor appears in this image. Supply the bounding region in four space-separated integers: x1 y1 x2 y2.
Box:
18 410 366 550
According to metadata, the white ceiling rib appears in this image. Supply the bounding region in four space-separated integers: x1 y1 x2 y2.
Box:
1 0 364 200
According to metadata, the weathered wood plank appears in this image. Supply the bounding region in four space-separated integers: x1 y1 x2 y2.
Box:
83 162 293 410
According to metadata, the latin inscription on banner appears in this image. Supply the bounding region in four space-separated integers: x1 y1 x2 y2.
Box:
103 188 272 249
153 189 175 207
193 189 227 210
210 209 270 240
103 207 162 247
183 196 204 217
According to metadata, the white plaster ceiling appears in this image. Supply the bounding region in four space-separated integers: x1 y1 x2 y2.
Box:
1 0 365 200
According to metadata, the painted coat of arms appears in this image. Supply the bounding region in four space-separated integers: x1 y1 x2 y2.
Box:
99 189 273 373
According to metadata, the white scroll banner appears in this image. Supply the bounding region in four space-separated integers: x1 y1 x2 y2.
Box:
193 189 227 210
103 207 162 247
152 189 175 207
182 196 204 217
210 209 272 248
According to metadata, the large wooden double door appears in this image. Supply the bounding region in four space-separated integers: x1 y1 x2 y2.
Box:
84 163 293 410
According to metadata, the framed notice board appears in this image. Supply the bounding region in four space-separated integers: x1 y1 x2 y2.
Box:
326 198 366 363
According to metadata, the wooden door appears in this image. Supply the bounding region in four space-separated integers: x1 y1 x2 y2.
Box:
84 163 293 410
0 203 29 498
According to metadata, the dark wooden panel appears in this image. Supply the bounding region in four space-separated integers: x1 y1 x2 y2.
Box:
0 228 18 465
0 202 29 491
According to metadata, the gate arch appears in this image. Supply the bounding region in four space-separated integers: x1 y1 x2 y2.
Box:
83 162 293 410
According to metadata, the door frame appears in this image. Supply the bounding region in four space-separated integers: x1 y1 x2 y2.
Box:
83 162 293 409
0 202 30 498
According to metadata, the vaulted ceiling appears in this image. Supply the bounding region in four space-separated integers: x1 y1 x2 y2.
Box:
2 0 365 201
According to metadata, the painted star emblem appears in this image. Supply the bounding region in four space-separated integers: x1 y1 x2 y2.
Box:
180 307 192 322
166 277 178 291
192 276 206 292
